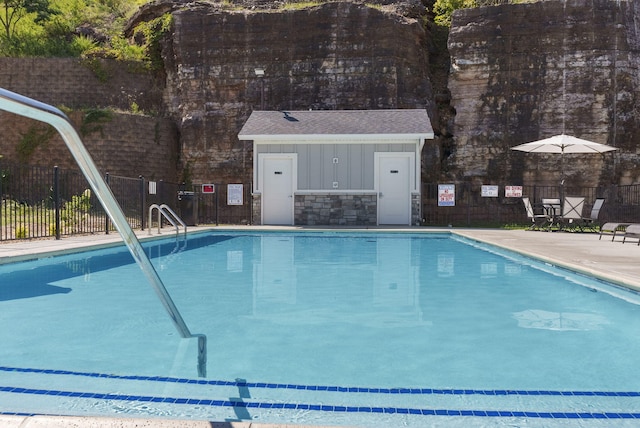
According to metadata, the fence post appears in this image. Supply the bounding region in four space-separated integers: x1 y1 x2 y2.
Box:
53 166 61 240
138 175 147 230
104 173 110 234
140 175 146 230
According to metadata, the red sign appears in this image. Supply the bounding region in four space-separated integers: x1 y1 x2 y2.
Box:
201 184 215 194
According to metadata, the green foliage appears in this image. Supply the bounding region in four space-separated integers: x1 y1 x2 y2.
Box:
0 0 151 58
16 124 55 162
80 56 110 81
281 1 322 10
60 188 92 231
432 0 476 26
0 0 58 41
15 225 28 238
131 13 172 69
61 188 91 221
108 34 145 61
80 107 112 136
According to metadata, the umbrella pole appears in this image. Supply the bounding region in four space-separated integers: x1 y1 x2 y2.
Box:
560 149 565 208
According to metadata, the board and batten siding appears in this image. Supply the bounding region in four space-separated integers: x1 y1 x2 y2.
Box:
255 140 418 191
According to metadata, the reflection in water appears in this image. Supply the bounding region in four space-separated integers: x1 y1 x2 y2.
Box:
513 309 610 331
249 235 427 327
437 252 454 277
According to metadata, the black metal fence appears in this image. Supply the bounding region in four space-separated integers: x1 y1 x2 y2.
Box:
2 161 640 241
421 182 640 227
0 162 252 241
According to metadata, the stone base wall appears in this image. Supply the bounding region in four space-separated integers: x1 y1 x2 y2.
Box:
412 193 421 226
252 193 261 225
294 193 378 226
253 192 422 225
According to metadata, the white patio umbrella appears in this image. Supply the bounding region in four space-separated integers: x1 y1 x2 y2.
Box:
511 134 617 185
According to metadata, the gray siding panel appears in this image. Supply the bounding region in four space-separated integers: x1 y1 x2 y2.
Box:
297 144 309 189
322 145 334 189
362 145 375 189
258 140 417 191
348 145 363 189
307 144 323 190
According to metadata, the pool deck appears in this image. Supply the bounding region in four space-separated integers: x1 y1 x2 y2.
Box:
1 225 640 427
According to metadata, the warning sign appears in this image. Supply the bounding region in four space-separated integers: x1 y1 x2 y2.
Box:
438 184 455 207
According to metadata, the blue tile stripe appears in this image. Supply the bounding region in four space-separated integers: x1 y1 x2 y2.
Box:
2 366 640 398
1 385 639 420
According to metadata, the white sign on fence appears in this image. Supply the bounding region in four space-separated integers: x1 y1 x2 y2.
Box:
505 186 523 198
438 184 455 207
481 185 499 197
227 184 243 205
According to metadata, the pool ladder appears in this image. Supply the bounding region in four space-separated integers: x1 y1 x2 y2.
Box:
148 204 187 236
0 87 207 377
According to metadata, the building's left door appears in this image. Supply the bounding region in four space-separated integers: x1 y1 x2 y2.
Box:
261 155 295 225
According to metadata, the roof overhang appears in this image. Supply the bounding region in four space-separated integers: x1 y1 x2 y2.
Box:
240 133 435 142
238 109 435 144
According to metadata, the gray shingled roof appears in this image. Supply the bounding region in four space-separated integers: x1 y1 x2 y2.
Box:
238 109 434 140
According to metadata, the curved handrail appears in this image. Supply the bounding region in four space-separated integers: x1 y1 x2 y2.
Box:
148 203 187 236
0 87 206 376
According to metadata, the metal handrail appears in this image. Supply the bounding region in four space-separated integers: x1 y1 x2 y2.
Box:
0 87 207 377
148 203 187 236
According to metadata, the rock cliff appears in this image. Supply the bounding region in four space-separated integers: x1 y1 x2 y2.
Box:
447 0 640 187
131 0 435 185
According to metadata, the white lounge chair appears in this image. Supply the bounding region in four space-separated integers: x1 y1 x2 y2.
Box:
599 222 631 241
622 224 640 245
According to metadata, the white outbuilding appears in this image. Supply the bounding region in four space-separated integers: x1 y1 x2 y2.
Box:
238 109 434 226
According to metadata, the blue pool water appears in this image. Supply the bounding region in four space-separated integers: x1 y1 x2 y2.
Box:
1 230 640 427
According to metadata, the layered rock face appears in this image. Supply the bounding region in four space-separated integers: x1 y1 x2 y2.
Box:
447 0 640 187
158 1 434 184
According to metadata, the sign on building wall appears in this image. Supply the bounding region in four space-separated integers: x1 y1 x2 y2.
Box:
227 184 244 205
438 184 455 206
505 186 523 198
201 184 215 194
481 185 499 197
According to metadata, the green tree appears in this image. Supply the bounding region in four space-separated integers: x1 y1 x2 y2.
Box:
432 0 476 26
0 0 57 41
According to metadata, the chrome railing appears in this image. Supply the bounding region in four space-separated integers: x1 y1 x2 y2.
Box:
0 88 206 377
148 203 187 236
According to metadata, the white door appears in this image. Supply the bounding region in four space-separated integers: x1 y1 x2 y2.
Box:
261 155 295 225
377 154 412 225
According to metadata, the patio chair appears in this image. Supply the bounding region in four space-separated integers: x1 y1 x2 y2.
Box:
580 198 605 232
522 197 547 230
541 198 561 230
622 224 640 245
558 196 586 231
599 222 631 241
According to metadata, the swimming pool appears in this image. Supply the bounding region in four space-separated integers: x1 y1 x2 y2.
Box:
1 230 640 427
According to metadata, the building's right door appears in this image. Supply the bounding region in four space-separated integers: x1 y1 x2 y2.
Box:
377 154 411 225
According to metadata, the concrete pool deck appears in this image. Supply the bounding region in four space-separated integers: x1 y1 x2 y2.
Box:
1 225 640 427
